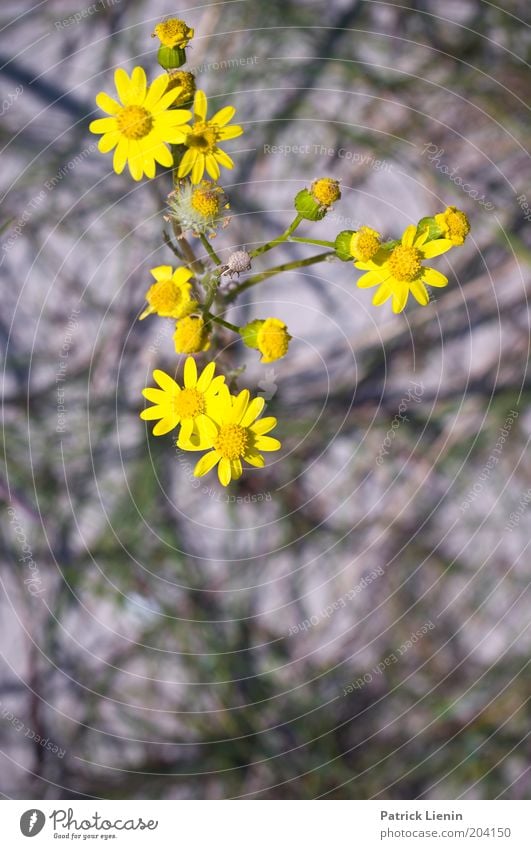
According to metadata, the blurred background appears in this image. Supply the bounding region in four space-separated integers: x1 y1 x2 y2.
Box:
1 0 531 799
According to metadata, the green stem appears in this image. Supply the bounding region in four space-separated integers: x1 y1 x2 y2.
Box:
205 311 241 334
227 251 334 300
289 236 336 248
200 233 222 266
249 214 303 258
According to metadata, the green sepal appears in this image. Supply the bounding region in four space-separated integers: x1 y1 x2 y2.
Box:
294 189 326 221
334 230 355 261
158 45 186 70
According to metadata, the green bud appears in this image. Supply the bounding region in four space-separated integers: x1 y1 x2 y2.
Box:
240 320 263 350
294 189 327 221
416 216 443 241
157 45 186 70
334 230 355 261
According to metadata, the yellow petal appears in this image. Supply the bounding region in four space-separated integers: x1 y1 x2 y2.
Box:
113 139 128 174
230 459 243 479
213 149 234 169
205 153 221 180
98 131 120 153
230 389 250 424
153 415 180 436
372 283 392 306
114 68 132 105
210 105 235 126
423 267 448 288
194 90 208 121
254 436 281 452
191 154 205 184
96 91 121 115
90 117 117 134
244 450 265 468
144 73 169 109
130 66 147 102
142 388 169 404
392 285 408 313
194 450 220 478
240 396 265 427
197 362 216 392
401 225 417 247
177 147 196 177
421 239 453 258
140 406 166 420
217 125 244 141
218 457 232 486
151 265 173 281
357 269 387 289
410 281 429 306
250 416 277 436
153 369 180 392
183 356 197 388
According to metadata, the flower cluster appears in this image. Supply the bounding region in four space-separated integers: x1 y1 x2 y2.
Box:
89 18 471 486
335 208 470 313
141 359 280 485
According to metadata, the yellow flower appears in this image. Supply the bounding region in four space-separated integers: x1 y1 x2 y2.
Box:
310 178 341 207
166 70 196 106
255 319 291 363
184 389 280 486
350 227 382 262
140 266 197 320
173 315 210 354
167 180 230 237
434 206 470 246
89 67 191 181
140 358 226 443
153 18 194 49
178 90 243 184
355 225 453 313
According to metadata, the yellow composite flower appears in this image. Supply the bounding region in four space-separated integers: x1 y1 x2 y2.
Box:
434 206 470 246
140 265 197 320
173 315 211 354
349 226 383 263
153 18 194 49
355 225 453 313
185 389 280 486
177 90 243 184
256 318 291 363
140 358 226 442
89 67 192 181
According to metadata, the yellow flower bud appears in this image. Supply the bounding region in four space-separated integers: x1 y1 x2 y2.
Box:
166 71 196 106
173 315 210 354
434 206 470 246
242 318 291 363
350 226 382 262
153 18 194 49
310 178 341 208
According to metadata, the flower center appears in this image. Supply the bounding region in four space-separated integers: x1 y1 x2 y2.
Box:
311 178 341 207
148 280 184 312
191 188 220 217
214 424 248 460
117 105 153 140
186 122 219 152
173 315 209 354
351 228 381 262
388 245 422 282
446 210 470 243
173 388 205 419
258 322 290 361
